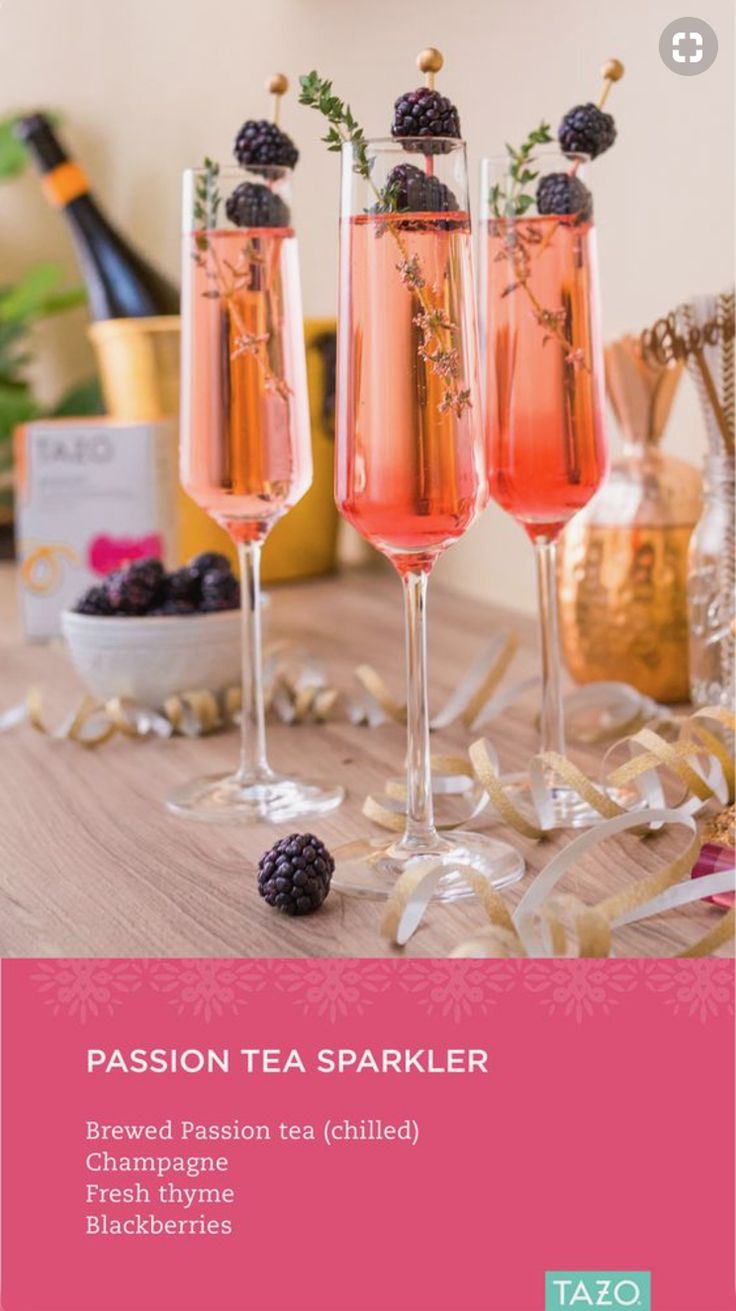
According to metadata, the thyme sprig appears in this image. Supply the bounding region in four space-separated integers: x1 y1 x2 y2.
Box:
192 159 289 399
488 125 587 369
495 224 584 367
488 123 553 218
193 157 221 248
298 70 472 418
298 72 371 179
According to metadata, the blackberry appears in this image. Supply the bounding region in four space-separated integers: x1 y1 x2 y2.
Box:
233 119 299 174
558 103 616 160
536 173 593 223
151 598 197 616
391 87 461 152
188 552 232 580
382 163 458 215
257 833 334 916
74 585 113 616
104 557 164 614
201 569 240 612
165 565 200 606
225 181 290 229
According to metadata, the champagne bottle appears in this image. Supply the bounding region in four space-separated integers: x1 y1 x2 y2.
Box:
15 113 179 321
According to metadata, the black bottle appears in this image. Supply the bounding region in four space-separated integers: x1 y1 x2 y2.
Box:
15 112 179 320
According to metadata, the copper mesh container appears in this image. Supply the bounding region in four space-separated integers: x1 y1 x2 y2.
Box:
558 336 701 703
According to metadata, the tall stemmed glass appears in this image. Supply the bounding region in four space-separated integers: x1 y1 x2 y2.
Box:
333 138 524 897
168 163 344 821
481 150 612 827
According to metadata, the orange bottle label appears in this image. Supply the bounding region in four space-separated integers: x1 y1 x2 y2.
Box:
40 161 90 207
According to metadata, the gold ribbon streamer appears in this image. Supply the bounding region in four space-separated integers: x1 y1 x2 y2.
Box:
372 708 734 957
679 908 736 958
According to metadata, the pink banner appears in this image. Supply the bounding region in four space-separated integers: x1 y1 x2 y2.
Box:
2 958 734 1311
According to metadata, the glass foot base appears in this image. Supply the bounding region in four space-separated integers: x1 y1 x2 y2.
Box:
501 775 640 830
332 830 525 901
166 770 345 824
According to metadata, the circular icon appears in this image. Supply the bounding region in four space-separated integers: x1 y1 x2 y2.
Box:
659 17 718 75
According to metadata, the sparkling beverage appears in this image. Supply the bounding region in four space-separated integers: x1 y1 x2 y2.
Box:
181 227 311 543
484 214 607 541
336 212 484 571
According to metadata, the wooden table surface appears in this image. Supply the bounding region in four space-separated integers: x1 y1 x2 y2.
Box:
0 561 730 959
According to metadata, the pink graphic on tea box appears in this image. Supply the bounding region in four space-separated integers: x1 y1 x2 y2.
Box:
2 958 735 1311
88 532 163 575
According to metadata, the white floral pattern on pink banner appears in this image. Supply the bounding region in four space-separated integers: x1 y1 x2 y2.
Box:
147 959 267 1021
522 960 639 1022
639 959 735 1022
273 960 392 1022
32 960 143 1023
396 960 517 1021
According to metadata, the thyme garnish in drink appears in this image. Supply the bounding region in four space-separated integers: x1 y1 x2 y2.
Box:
299 67 471 418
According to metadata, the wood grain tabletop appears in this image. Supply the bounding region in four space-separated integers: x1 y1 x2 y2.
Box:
0 561 730 959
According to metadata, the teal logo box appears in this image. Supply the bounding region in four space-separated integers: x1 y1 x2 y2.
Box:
545 1272 651 1310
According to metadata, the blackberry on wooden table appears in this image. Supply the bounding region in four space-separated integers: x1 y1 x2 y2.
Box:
257 834 335 916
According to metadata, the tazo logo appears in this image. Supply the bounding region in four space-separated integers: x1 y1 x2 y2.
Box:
37 432 114 464
659 17 718 75
546 1272 651 1310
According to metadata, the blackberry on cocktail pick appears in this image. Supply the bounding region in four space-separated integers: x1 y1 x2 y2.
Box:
226 181 290 228
257 834 335 916
558 59 624 159
234 74 299 174
558 104 616 159
381 162 458 214
391 48 461 153
537 173 593 222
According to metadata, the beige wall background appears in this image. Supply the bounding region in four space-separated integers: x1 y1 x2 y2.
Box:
1 0 733 612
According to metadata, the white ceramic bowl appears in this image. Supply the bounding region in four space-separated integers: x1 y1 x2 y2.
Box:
61 608 241 706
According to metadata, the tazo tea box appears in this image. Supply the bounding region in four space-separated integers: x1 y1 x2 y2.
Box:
14 417 177 639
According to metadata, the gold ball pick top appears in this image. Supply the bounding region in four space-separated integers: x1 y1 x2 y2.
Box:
267 72 289 124
597 58 624 109
417 47 443 90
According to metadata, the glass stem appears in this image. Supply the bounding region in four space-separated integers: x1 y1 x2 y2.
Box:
534 539 566 760
236 540 270 782
401 569 436 847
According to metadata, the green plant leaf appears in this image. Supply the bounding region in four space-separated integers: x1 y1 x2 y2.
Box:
52 375 104 417
38 286 87 317
0 264 63 322
0 115 27 181
0 379 40 442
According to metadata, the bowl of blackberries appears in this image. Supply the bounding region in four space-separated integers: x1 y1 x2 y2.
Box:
61 554 241 706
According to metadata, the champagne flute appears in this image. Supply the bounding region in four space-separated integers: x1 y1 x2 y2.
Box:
481 150 628 826
168 163 344 821
333 137 524 897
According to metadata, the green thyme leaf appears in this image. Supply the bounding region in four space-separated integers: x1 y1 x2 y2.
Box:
489 121 554 218
299 70 372 179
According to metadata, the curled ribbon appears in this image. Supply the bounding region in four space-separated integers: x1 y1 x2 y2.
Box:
0 645 346 747
381 806 734 959
372 706 734 957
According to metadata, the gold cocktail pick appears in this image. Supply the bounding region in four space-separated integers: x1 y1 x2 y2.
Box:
417 47 443 89
535 58 624 255
267 73 289 125
597 58 625 109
